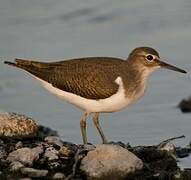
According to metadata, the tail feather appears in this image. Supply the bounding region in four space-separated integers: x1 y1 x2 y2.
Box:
4 59 51 81
15 58 33 66
4 59 33 68
4 61 17 67
4 59 48 68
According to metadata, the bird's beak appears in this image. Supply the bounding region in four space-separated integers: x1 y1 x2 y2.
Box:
159 60 187 74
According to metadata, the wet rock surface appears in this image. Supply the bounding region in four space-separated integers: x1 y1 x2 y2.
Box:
0 114 190 179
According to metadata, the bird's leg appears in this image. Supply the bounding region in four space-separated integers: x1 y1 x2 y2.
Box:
93 112 108 144
80 112 89 144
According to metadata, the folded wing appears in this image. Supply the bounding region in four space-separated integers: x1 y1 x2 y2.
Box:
4 57 123 99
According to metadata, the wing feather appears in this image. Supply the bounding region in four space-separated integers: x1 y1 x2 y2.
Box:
6 57 125 99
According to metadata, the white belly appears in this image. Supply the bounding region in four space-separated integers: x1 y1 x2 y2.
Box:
38 76 132 113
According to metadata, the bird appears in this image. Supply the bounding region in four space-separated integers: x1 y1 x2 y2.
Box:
4 47 187 144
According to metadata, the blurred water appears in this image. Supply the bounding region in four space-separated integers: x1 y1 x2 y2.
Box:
0 0 191 154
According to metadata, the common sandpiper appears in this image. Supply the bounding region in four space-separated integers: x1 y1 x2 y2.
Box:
4 47 187 144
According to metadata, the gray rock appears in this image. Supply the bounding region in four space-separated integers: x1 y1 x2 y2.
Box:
44 146 59 161
21 167 48 177
0 112 38 138
53 172 65 179
7 146 43 166
80 144 143 180
44 136 63 147
10 161 24 171
19 178 32 180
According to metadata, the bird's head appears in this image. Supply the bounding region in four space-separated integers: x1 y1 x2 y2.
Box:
128 47 187 74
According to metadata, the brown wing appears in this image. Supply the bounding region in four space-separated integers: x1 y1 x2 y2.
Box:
5 57 124 99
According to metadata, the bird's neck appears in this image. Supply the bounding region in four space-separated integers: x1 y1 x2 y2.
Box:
123 62 154 100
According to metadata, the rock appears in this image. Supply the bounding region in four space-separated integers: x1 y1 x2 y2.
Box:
10 161 24 171
46 161 61 170
32 146 44 156
80 144 143 180
53 172 65 179
0 146 7 159
15 141 23 149
0 112 38 138
7 146 43 166
0 139 4 144
21 167 48 177
176 147 190 158
58 142 78 159
159 142 176 157
37 125 58 139
59 145 75 157
82 144 96 151
44 146 59 161
178 97 191 113
45 136 63 147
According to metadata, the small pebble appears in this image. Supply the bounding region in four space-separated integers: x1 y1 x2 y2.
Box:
59 145 75 157
15 141 23 149
10 161 24 171
82 144 96 151
21 167 48 177
45 136 63 147
47 161 61 170
160 142 176 153
53 172 65 179
44 146 59 161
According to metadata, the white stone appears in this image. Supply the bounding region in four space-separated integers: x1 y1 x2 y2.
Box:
80 144 143 180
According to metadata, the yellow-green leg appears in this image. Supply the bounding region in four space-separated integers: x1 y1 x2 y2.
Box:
80 112 89 144
93 112 108 144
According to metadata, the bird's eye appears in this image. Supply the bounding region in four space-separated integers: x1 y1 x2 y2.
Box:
146 54 154 62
